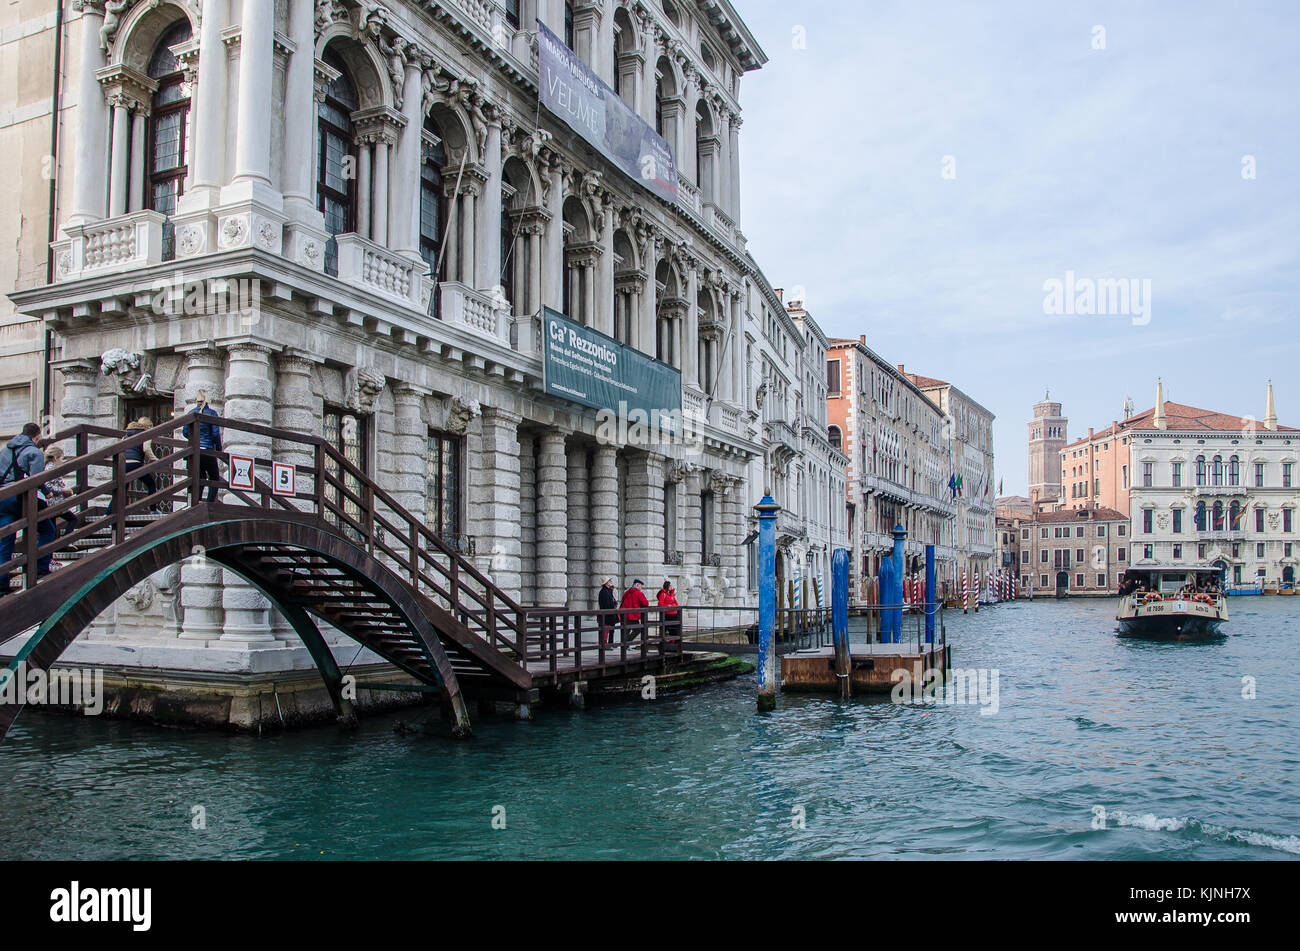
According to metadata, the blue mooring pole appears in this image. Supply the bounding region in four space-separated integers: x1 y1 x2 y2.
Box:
888 525 906 643
755 495 780 711
925 544 936 644
832 547 850 699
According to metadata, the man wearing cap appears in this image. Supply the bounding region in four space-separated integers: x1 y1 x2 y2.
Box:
597 577 618 644
619 578 649 643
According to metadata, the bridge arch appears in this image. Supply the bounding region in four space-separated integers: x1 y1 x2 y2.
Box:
0 510 471 741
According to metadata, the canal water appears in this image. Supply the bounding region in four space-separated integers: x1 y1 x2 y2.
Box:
2 598 1297 860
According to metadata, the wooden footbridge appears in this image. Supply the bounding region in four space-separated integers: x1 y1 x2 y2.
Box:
0 413 683 741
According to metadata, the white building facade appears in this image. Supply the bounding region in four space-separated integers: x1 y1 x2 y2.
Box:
10 0 798 694
1127 385 1298 589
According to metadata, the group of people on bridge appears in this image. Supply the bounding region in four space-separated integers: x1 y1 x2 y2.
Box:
597 578 681 644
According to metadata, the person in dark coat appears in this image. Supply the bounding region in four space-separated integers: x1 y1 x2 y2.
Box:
619 579 649 642
0 422 57 587
597 577 618 644
105 417 160 515
182 391 224 502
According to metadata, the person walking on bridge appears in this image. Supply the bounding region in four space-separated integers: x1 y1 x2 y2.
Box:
619 579 649 643
0 422 57 590
183 392 224 502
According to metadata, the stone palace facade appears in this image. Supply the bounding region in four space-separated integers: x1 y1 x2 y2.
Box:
7 0 853 693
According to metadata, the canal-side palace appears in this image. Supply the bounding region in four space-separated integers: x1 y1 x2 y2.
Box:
1003 380 1298 594
0 0 998 721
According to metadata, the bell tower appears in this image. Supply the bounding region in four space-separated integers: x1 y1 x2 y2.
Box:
1028 391 1067 504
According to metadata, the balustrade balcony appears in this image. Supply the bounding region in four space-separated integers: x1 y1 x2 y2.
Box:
53 211 168 283
437 281 511 344
335 234 433 314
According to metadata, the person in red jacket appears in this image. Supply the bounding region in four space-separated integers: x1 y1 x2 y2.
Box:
656 581 681 643
619 579 649 642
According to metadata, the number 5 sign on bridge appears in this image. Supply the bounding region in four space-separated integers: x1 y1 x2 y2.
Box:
272 462 297 497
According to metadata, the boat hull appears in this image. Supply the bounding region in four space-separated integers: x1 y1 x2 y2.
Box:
1116 613 1225 641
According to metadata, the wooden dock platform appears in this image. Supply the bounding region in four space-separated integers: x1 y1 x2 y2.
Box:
780 641 951 694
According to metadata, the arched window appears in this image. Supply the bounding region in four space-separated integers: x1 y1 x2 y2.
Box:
1195 455 1206 486
1229 455 1240 486
828 426 842 451
1212 455 1223 486
1229 500 1241 528
316 48 358 275
613 8 637 104
1212 500 1224 531
419 116 446 313
1194 500 1206 531
146 21 193 259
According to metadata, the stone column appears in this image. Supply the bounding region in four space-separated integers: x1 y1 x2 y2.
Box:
460 187 477 285
729 292 743 405
729 114 742 227
543 154 565 310
269 352 319 641
685 260 700 388
220 344 275 643
472 408 522 600
107 97 131 217
535 428 569 606
566 442 589 608
69 1 108 224
391 385 427 518
391 54 424 255
189 0 228 201
357 143 372 239
639 24 658 126
281 0 317 220
178 347 226 641
717 109 731 215
233 0 274 188
682 72 699 183
372 139 390 246
596 203 615 335
625 452 665 589
684 468 702 567
128 110 147 212
590 446 619 593
476 109 503 291
519 433 536 604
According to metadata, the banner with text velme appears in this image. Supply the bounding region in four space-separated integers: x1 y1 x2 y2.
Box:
541 307 682 421
536 20 678 202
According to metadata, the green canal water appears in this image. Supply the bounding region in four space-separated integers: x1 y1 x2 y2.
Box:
1 598 1297 860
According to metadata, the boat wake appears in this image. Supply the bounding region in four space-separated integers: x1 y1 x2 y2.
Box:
1109 810 1300 855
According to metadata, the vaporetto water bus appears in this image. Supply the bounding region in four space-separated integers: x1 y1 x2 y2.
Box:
1116 566 1228 641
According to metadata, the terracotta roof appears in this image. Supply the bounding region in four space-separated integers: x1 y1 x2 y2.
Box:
1030 507 1127 523
1063 401 1295 448
904 372 949 389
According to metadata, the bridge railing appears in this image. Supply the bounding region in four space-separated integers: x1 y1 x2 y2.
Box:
523 605 685 677
0 413 527 662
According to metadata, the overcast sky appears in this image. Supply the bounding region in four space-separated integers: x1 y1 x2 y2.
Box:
735 0 1300 495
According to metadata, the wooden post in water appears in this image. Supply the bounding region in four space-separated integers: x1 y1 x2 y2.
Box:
755 495 780 711
832 547 851 699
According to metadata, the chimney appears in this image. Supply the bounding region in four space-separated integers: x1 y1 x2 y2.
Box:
774 287 784 302
1153 378 1167 430
1265 380 1277 431
859 334 866 345
897 364 905 375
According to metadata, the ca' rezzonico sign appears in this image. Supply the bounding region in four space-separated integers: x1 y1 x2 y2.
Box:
537 20 677 202
541 308 682 420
